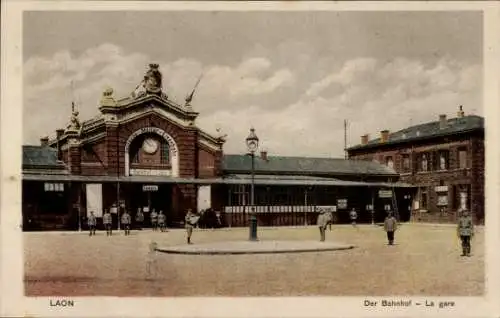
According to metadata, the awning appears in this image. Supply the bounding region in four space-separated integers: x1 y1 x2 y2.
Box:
22 174 218 184
22 173 415 188
217 174 414 188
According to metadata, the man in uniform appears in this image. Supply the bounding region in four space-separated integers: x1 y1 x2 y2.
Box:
349 208 358 227
150 209 158 232
158 210 167 232
317 209 332 242
87 211 97 236
103 209 112 236
384 211 398 245
327 210 334 231
135 208 144 230
457 209 474 257
185 209 198 244
121 209 132 236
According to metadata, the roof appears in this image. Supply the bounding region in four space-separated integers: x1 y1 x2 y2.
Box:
348 115 484 151
22 146 66 169
222 154 397 176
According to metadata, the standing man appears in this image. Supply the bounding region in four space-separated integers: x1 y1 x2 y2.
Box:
349 208 358 227
316 209 331 242
384 211 398 245
87 211 97 236
457 209 474 257
121 209 131 236
135 208 144 230
103 209 112 236
150 209 158 232
185 209 199 244
327 210 334 231
158 210 167 232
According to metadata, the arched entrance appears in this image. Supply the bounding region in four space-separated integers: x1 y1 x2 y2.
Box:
123 127 180 228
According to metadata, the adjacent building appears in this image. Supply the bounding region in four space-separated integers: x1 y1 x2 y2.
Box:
347 106 485 224
22 64 414 231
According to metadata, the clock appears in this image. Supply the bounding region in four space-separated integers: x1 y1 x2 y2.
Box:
142 138 159 154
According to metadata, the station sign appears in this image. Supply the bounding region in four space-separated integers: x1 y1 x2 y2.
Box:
143 185 159 192
131 169 171 176
378 190 393 198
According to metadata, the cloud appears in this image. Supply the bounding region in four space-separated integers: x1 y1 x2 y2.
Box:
23 44 482 158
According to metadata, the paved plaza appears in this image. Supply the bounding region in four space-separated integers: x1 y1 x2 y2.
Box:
24 224 484 297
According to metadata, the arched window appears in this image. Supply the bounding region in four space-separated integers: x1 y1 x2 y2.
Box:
160 141 170 164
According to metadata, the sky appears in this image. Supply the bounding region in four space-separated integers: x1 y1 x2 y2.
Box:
23 11 483 157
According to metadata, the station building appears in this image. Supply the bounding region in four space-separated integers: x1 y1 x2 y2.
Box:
347 106 485 224
22 64 414 231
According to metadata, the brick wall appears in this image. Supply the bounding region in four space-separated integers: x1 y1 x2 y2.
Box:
348 132 484 223
198 146 217 178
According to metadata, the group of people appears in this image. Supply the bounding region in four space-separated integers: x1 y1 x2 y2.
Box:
86 208 169 236
316 207 475 256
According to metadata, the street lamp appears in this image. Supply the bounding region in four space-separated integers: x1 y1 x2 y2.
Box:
246 128 259 241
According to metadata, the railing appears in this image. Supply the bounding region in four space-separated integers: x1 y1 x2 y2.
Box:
223 205 337 227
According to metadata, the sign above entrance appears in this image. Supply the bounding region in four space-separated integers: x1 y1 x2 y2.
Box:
130 168 171 176
379 190 393 198
143 185 159 192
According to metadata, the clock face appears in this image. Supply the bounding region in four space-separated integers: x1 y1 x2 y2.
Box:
142 138 159 154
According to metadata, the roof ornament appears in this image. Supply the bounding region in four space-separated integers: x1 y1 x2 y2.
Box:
185 73 203 111
100 86 117 107
66 101 81 132
144 63 163 96
131 79 146 99
215 126 228 142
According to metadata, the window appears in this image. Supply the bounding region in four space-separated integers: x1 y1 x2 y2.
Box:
160 141 170 164
44 183 64 192
230 185 249 206
402 154 411 172
458 148 468 169
385 156 394 169
419 153 429 172
453 184 470 211
434 150 450 170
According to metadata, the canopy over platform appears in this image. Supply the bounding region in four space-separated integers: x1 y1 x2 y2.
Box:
22 173 414 188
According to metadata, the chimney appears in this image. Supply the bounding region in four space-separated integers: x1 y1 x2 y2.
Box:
260 150 268 161
40 136 49 147
439 114 447 129
380 130 390 143
457 105 465 118
361 134 369 145
56 129 65 161
56 129 65 139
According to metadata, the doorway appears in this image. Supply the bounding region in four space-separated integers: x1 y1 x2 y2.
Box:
126 184 172 228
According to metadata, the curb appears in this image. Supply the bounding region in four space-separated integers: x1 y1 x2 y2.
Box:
155 246 355 255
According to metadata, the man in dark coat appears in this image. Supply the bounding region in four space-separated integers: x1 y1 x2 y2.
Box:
384 212 398 245
457 209 474 257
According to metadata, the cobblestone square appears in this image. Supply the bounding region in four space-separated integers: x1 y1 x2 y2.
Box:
24 224 484 296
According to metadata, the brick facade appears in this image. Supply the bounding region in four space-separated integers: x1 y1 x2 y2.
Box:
348 131 484 224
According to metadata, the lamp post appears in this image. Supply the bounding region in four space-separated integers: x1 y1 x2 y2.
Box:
246 128 259 241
